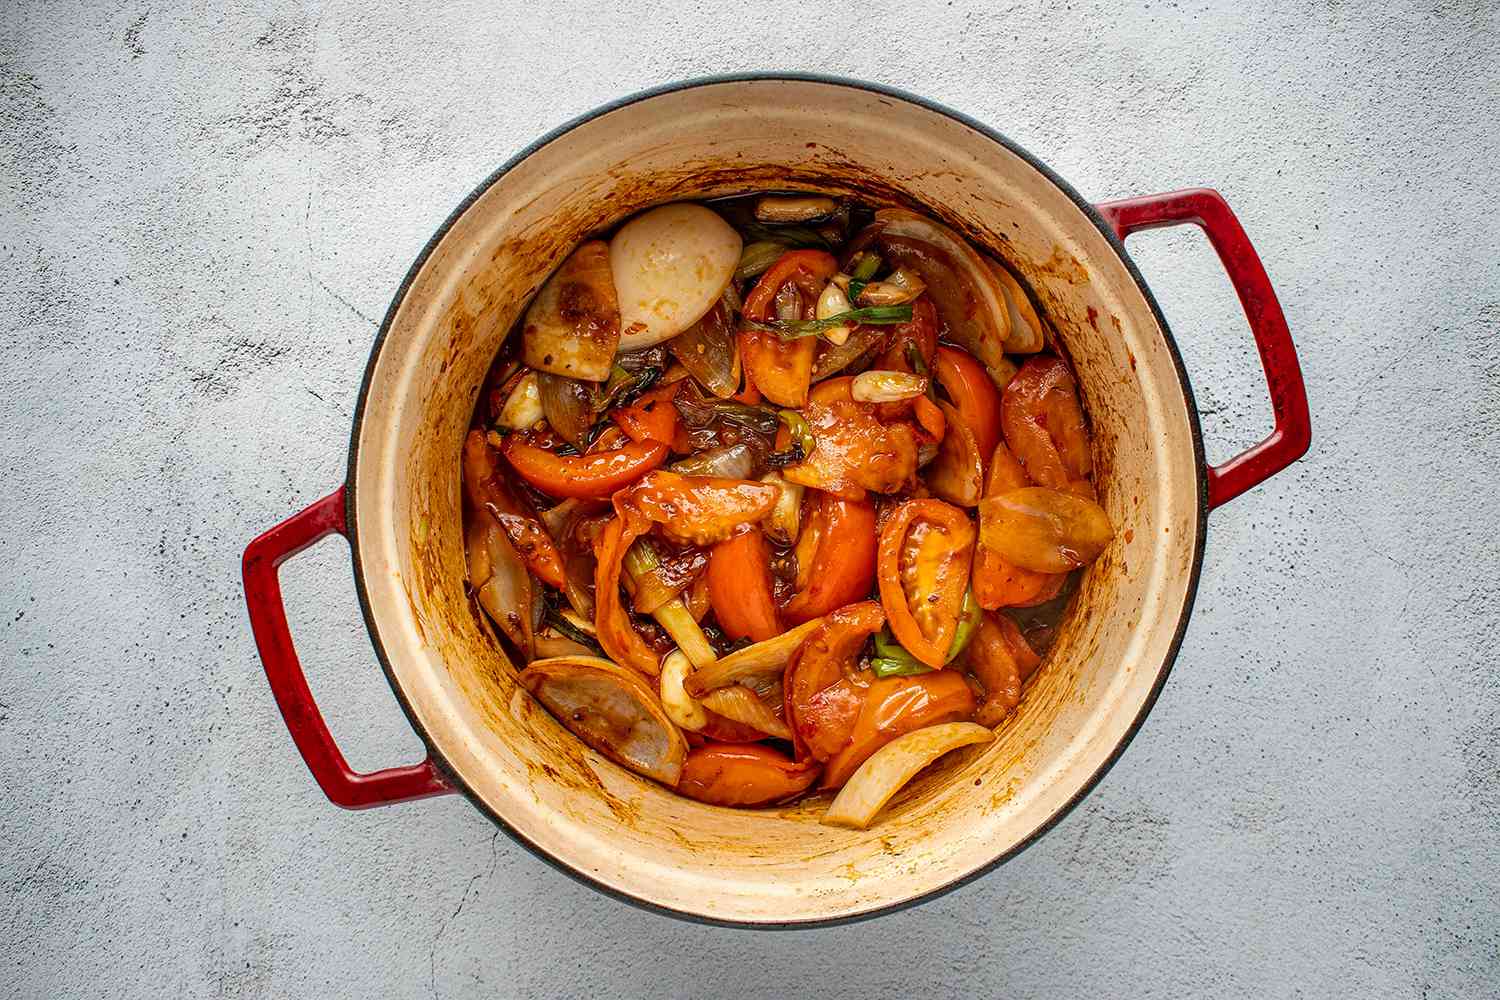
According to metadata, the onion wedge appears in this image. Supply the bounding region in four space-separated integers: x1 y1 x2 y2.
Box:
522 240 621 381
822 722 994 829
873 209 1011 372
683 617 825 696
700 684 791 740
518 655 688 786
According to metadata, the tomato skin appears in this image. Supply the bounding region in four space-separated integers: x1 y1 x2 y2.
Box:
677 743 822 807
821 671 976 789
611 382 682 446
738 250 839 407
784 601 885 760
877 499 976 668
502 435 667 499
707 528 781 642
781 494 879 625
934 345 1002 461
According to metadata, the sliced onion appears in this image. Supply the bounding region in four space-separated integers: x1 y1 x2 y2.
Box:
990 261 1045 354
466 512 534 658
925 399 984 506
816 282 854 346
872 209 1012 372
854 267 926 306
978 486 1113 572
669 443 755 480
518 655 688 786
683 617 825 696
700 684 792 739
659 650 709 732
812 325 885 381
536 371 596 450
533 627 596 659
521 240 621 381
631 545 708 616
822 721 994 829
761 471 803 544
496 371 544 430
540 499 604 619
669 300 741 398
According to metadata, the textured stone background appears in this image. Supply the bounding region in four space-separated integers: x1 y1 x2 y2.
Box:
3 1 1497 997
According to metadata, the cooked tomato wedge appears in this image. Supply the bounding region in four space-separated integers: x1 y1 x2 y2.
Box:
738 250 839 407
706 527 780 642
784 601 885 760
966 613 1042 727
462 429 566 589
978 486 1113 573
782 377 920 500
502 434 667 500
1000 354 1093 495
971 439 1060 608
611 381 684 448
616 470 777 546
821 671 976 789
677 743 822 807
877 499 976 668
876 295 939 373
781 493 878 625
934 344 1001 461
591 511 663 676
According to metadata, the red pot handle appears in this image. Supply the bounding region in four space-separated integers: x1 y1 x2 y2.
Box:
242 487 453 809
1094 188 1311 509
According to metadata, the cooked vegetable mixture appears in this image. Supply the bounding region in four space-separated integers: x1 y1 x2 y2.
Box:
462 194 1113 828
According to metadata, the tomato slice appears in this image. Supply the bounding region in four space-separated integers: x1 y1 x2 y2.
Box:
706 527 780 642
934 344 1002 461
737 250 839 407
611 382 682 447
784 601 885 760
821 671 976 789
877 499 976 668
781 493 878 625
677 743 822 807
502 435 667 500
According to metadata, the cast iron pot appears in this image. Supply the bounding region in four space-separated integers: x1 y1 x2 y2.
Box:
242 75 1310 927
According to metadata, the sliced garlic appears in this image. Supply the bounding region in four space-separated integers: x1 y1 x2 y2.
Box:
851 370 928 403
816 282 854 346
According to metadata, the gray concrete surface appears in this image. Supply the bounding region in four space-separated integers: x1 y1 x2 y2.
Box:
3 1 1497 996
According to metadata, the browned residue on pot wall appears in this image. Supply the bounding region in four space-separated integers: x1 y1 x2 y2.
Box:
359 79 1203 923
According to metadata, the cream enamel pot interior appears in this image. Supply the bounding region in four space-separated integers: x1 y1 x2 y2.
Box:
242 75 1310 927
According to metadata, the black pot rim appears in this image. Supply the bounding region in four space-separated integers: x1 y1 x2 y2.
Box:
342 71 1209 930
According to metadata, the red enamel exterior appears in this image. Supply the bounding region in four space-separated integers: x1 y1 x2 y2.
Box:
1094 188 1312 509
241 486 453 809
